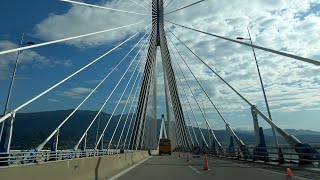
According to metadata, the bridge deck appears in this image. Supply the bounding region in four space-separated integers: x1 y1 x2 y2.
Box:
117 154 311 180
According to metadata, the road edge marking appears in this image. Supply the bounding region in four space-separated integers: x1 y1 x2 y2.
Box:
188 165 202 175
108 156 152 180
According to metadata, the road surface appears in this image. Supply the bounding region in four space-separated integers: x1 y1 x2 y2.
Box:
116 154 312 180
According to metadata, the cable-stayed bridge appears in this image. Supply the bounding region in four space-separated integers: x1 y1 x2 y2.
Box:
0 0 319 179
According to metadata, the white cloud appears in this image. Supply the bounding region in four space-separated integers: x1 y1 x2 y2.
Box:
0 40 73 80
21 0 320 130
34 0 151 48
163 0 320 114
48 98 60 103
57 87 94 99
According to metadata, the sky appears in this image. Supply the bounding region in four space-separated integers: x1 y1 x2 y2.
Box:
0 0 319 132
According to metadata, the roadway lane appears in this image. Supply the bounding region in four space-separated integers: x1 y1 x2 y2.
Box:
117 154 311 180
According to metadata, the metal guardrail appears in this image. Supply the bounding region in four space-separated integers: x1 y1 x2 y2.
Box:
233 146 320 163
173 145 320 167
0 149 137 166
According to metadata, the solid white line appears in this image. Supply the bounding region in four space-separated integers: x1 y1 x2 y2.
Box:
215 158 250 168
108 156 152 180
188 165 202 175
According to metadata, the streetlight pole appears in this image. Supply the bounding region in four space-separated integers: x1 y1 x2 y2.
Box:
237 28 282 161
0 33 35 153
0 33 25 145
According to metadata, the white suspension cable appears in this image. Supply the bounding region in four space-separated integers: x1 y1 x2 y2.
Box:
171 117 179 147
115 67 144 150
165 25 253 106
171 51 208 146
123 35 156 150
169 98 187 148
115 41 150 150
36 27 151 151
94 56 143 150
126 61 152 150
107 44 149 149
129 0 148 10
60 0 147 16
164 0 205 15
168 38 221 146
166 21 320 66
179 90 200 146
0 21 145 56
94 37 149 149
167 35 228 125
73 29 152 150
164 0 174 9
0 25 148 125
123 45 150 149
142 0 152 7
126 27 158 150
165 76 194 147
184 114 195 146
122 86 142 149
168 33 245 150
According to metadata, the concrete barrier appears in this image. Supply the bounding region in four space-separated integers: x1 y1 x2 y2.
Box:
150 150 159 155
125 152 134 165
132 151 142 163
0 151 150 180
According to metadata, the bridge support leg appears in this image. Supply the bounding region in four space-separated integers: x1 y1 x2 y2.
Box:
211 139 217 156
0 113 15 166
252 106 320 164
80 133 87 157
227 136 236 157
0 113 15 153
100 135 104 151
253 127 269 162
251 106 269 161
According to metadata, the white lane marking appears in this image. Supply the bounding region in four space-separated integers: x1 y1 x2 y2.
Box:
214 158 250 167
108 156 152 180
188 165 202 175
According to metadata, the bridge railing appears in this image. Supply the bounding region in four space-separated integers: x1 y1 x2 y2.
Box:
207 146 320 166
0 149 137 166
173 145 320 167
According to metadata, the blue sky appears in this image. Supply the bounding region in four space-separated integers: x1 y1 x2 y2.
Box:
0 0 149 115
0 0 320 133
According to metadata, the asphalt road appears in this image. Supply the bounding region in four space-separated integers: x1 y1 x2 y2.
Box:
117 154 311 180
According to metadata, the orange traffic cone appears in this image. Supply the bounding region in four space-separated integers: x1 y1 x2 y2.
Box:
286 168 293 179
203 155 209 170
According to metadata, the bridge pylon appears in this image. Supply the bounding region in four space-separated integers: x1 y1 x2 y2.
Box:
130 0 190 151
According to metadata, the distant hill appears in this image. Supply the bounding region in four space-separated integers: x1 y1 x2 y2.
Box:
264 128 320 136
8 110 320 149
12 110 134 150
233 128 320 145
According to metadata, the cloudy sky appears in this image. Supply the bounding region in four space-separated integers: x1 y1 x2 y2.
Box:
0 0 319 133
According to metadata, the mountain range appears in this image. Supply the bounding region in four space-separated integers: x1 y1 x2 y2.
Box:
7 110 320 150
